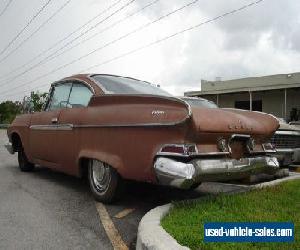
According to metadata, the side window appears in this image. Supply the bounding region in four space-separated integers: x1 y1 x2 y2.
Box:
68 83 93 107
48 83 72 111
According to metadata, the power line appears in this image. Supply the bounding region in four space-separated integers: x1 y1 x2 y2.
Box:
0 0 122 79
1 0 264 100
0 0 72 64
45 0 159 63
0 0 137 85
84 1 265 72
0 0 53 57
44 0 160 65
0 0 13 19
0 0 199 91
0 0 158 85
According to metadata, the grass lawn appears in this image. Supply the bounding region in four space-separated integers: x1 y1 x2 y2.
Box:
161 180 299 250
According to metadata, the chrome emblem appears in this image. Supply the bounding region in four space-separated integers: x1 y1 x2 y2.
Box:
152 110 165 116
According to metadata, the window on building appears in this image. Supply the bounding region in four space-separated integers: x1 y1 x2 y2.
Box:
235 100 262 111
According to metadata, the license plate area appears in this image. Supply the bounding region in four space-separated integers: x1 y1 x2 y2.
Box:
229 134 250 160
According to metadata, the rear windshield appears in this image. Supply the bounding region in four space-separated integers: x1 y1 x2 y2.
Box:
92 75 171 97
182 98 218 108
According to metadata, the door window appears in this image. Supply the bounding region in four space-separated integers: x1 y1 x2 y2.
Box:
47 83 72 111
68 83 93 107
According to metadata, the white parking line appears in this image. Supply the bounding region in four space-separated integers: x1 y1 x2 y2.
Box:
95 202 128 250
114 208 135 219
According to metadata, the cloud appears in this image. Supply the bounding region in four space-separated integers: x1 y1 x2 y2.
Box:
1 0 300 100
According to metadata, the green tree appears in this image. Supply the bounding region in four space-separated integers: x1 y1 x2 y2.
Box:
0 101 22 124
29 91 48 112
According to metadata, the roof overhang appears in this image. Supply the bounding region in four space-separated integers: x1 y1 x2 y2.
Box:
185 83 300 96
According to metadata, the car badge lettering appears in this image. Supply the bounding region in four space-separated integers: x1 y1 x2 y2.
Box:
152 110 165 116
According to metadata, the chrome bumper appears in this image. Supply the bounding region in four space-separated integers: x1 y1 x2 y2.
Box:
4 143 14 154
154 156 279 189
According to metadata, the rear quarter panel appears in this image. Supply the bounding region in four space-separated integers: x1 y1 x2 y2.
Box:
70 95 190 182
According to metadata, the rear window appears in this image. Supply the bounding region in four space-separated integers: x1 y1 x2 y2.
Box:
182 98 218 108
92 75 171 97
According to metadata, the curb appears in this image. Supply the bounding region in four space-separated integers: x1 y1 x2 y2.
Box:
250 171 300 189
136 204 189 250
136 172 300 250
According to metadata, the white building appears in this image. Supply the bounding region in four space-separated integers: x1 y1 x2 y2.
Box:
185 72 300 121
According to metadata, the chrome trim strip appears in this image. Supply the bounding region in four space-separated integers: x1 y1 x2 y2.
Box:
195 152 230 156
275 148 295 153
275 130 300 136
74 121 186 128
230 134 251 140
52 78 95 94
156 151 230 158
30 119 188 130
30 124 73 131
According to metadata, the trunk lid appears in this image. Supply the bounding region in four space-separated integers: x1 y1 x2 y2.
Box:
191 107 279 136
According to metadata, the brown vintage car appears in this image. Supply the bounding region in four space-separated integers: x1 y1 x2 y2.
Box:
6 74 280 202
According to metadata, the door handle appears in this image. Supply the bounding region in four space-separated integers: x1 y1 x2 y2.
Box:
51 117 58 124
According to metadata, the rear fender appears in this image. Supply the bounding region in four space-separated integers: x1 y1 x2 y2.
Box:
77 150 124 177
86 95 191 127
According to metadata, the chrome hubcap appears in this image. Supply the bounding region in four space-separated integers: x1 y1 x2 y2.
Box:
91 160 110 192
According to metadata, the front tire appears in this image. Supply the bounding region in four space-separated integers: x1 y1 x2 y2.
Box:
18 149 35 172
88 159 120 203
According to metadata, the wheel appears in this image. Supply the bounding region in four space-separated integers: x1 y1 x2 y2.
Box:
88 159 120 203
18 149 35 172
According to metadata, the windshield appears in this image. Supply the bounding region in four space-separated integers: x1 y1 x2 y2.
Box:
181 97 218 108
92 75 171 97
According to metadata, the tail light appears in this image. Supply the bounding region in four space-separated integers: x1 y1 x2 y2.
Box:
159 144 198 156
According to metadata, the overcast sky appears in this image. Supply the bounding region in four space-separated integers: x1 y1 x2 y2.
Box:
0 0 300 101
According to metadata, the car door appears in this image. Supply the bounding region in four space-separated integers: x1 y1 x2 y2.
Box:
29 82 72 165
53 81 94 175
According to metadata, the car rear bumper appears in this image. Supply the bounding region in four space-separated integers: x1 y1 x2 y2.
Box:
4 143 14 154
153 156 279 189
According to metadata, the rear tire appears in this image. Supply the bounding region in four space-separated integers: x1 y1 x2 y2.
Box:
88 159 120 203
18 149 35 172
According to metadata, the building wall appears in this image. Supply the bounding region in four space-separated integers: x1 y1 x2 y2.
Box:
201 87 300 120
